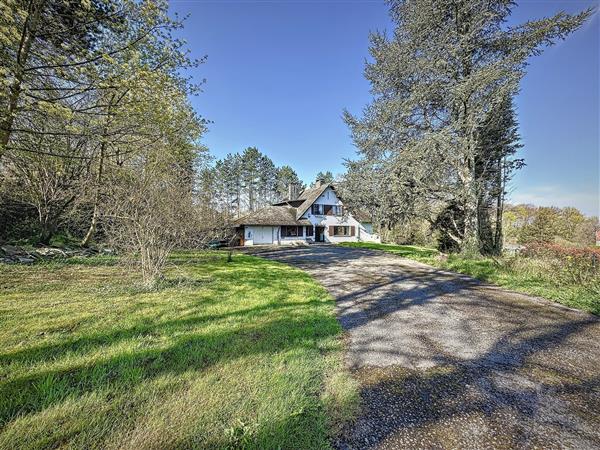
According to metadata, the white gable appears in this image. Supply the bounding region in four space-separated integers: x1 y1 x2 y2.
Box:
311 186 343 207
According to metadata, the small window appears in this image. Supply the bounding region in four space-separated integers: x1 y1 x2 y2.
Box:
332 226 350 236
311 204 323 215
306 225 314 236
281 226 303 237
322 205 343 216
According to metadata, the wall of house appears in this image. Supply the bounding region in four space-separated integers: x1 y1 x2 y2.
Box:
311 187 343 208
243 225 309 246
243 226 275 246
279 229 309 245
302 187 380 243
357 222 380 243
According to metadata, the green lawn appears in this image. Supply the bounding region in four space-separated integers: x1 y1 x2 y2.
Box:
340 242 600 315
0 252 357 449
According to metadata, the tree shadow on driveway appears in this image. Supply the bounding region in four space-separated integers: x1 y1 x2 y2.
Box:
335 317 600 449
259 246 600 449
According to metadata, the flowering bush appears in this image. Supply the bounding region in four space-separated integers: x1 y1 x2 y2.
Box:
521 242 600 288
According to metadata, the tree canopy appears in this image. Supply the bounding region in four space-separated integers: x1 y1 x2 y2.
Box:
344 0 591 255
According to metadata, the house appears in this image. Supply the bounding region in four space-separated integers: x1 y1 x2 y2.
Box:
234 181 380 246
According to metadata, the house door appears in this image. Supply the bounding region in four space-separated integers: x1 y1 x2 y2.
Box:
315 226 325 243
254 226 274 245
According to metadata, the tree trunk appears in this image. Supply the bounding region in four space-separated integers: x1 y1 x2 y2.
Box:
460 154 480 255
0 0 45 161
81 137 107 246
81 92 116 246
492 157 507 255
39 217 55 245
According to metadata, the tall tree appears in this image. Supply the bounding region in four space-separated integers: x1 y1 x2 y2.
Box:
345 0 591 254
314 171 334 185
474 96 523 254
211 150 303 215
1 0 134 161
276 165 304 199
240 147 262 212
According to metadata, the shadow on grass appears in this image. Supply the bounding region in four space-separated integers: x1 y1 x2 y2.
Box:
444 256 499 280
0 300 338 426
340 242 439 259
0 252 338 436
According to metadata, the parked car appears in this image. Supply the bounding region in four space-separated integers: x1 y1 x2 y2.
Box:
207 239 229 249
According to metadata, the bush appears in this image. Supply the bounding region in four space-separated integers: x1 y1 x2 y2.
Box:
521 242 600 289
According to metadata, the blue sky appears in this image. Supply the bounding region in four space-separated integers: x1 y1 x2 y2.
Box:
170 0 599 216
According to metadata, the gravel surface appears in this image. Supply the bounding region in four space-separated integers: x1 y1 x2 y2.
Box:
258 245 600 450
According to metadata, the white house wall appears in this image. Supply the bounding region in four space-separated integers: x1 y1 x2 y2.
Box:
243 225 309 246
242 187 380 246
243 226 275 246
357 222 380 243
302 187 380 243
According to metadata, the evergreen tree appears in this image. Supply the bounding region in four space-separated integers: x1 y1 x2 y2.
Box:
345 0 591 254
276 166 304 200
240 147 262 211
211 150 303 214
314 171 334 185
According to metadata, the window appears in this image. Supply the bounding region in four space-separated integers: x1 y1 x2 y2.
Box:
305 225 314 236
312 204 343 216
332 226 352 236
326 205 343 216
281 226 303 237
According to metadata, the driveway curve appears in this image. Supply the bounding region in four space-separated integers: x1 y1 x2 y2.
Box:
257 245 600 449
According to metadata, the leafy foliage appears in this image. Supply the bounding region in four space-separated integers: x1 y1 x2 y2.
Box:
0 0 220 278
344 0 591 255
504 204 598 246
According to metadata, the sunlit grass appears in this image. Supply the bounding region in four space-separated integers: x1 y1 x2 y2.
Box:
0 251 357 449
340 242 599 315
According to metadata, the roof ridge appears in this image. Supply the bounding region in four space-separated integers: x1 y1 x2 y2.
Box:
295 183 331 220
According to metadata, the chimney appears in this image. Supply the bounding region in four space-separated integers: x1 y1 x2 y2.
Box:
288 183 299 200
315 178 323 188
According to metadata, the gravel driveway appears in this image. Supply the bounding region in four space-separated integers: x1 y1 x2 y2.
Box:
257 245 600 449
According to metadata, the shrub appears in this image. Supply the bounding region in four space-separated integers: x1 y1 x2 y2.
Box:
521 242 600 289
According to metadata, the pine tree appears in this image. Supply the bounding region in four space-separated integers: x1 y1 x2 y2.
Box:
345 0 591 254
276 166 304 200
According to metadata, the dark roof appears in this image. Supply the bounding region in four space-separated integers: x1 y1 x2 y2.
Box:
233 205 311 226
233 183 365 227
272 199 304 208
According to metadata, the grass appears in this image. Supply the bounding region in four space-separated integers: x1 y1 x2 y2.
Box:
0 251 358 449
340 242 600 315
